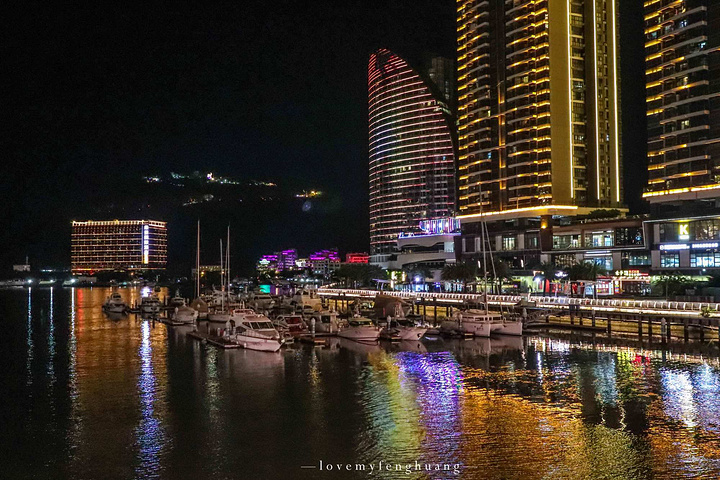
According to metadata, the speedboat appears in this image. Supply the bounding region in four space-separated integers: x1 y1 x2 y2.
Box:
140 294 162 316
233 314 284 352
173 304 199 324
385 318 428 341
338 317 381 342
103 292 127 314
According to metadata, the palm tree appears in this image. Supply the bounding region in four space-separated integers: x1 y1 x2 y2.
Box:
535 261 558 294
489 259 513 294
441 262 476 292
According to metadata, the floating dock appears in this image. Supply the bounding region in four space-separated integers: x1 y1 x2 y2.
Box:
187 331 241 349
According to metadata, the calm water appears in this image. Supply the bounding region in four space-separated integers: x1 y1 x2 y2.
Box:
2 287 720 479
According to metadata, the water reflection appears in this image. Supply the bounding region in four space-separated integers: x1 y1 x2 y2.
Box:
26 287 33 387
2 289 720 479
134 321 165 478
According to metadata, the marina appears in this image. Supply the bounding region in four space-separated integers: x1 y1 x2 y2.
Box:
3 286 720 478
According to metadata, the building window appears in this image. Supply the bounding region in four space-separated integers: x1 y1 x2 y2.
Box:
660 253 680 268
464 237 475 253
628 253 651 266
615 227 644 246
553 254 577 268
690 252 720 268
502 236 516 251
525 234 539 249
588 232 614 247
588 256 613 271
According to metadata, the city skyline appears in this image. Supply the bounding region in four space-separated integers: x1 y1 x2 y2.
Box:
5 0 649 273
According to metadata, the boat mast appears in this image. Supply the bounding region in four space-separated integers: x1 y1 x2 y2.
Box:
226 225 230 299
196 220 200 299
220 239 224 312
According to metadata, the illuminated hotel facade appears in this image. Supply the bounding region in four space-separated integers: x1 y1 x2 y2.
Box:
368 49 457 258
456 0 623 221
71 220 167 274
643 0 720 204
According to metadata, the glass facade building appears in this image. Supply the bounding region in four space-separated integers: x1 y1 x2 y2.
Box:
643 0 720 203
456 0 623 220
71 220 167 274
368 49 457 255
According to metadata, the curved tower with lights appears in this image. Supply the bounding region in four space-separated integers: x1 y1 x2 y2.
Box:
368 49 456 259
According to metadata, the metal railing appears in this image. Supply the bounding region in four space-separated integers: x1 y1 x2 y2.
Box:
317 288 720 314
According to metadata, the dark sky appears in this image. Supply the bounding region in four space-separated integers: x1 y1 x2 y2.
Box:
2 0 645 272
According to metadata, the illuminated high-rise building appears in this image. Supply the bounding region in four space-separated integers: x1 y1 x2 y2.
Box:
71 220 167 274
643 0 720 204
456 0 623 221
368 49 457 257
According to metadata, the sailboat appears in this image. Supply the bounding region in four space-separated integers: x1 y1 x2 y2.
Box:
189 220 208 319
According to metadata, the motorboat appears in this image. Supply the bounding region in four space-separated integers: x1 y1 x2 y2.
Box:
490 317 523 336
384 318 428 341
173 304 199 324
273 314 307 336
307 310 340 334
103 292 127 314
291 288 321 310
233 314 284 352
338 317 381 342
139 294 162 316
207 307 255 323
250 293 275 312
169 295 186 308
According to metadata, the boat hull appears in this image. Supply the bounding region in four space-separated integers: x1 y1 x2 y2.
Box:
397 327 427 341
236 335 283 352
207 312 232 323
103 305 126 314
337 327 381 342
490 321 523 336
460 321 491 338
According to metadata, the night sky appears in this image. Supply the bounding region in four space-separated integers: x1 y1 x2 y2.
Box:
3 0 645 274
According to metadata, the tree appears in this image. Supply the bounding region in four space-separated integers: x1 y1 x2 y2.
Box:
441 262 476 292
568 261 605 282
333 264 384 288
403 265 432 283
489 259 513 294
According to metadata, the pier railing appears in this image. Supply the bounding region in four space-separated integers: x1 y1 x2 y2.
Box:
317 288 720 317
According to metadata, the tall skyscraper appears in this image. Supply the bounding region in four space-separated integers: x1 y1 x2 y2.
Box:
456 0 623 220
368 49 457 257
643 0 720 204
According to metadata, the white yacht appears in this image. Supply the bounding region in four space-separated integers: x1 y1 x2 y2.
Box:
385 318 428 341
173 304 199 324
139 294 162 316
338 317 381 342
250 292 275 312
441 310 498 338
307 310 340 334
233 314 284 352
103 292 127 314
208 307 255 323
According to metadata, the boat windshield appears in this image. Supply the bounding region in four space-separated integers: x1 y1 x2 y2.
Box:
249 321 274 329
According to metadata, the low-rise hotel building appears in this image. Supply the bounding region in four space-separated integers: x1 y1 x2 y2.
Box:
71 220 167 274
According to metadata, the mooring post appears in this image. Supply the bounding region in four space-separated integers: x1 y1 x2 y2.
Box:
433 298 438 324
570 305 574 325
637 315 643 338
661 317 667 343
592 309 596 328
607 316 612 336
578 308 583 326
684 317 689 343
647 316 653 340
